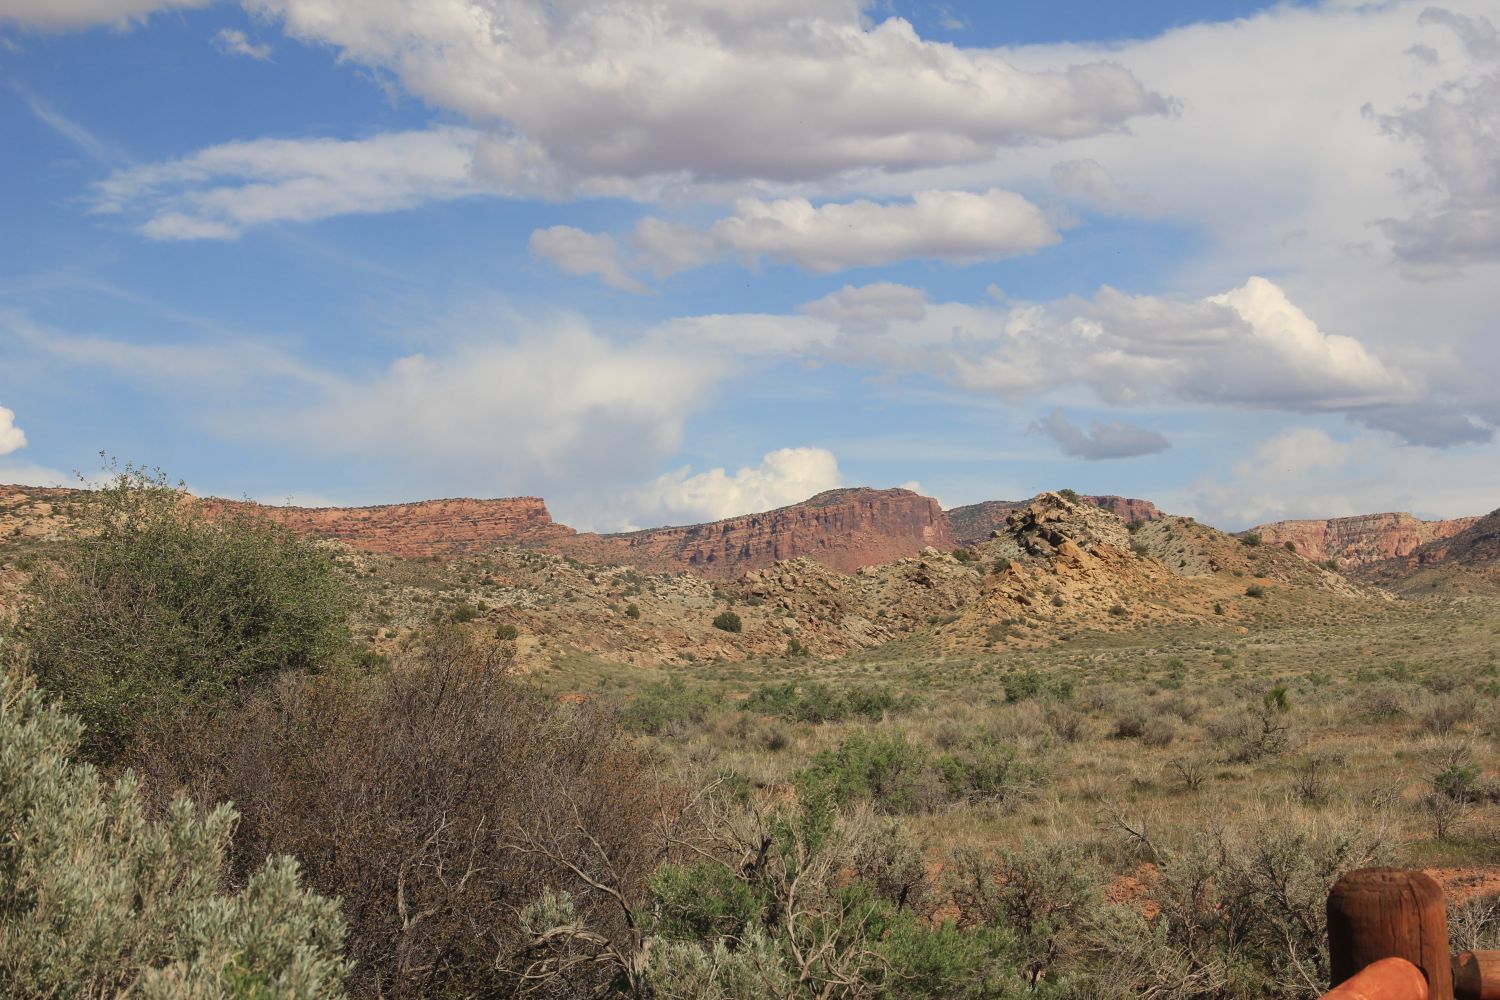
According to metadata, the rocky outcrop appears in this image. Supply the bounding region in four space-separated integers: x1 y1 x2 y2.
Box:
1255 512 1480 568
1361 508 1500 589
947 495 1162 545
205 496 576 558
548 488 954 578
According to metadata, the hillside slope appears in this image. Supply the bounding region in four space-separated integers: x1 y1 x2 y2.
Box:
948 495 1162 545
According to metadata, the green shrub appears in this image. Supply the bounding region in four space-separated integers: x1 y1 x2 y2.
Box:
1005 668 1045 703
648 862 761 941
494 622 520 640
623 677 718 735
1240 532 1263 547
712 610 742 633
625 602 642 619
1246 584 1267 599
19 465 357 759
447 601 483 623
799 732 933 814
937 736 1043 804
742 681 799 716
1058 488 1081 502
743 682 910 724
0 666 348 997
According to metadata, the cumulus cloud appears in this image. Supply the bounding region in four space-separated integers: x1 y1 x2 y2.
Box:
1032 409 1170 460
0 406 27 456
663 276 1432 436
631 189 1062 277
625 447 842 528
91 128 484 239
212 27 272 60
0 0 208 30
1374 8 1500 270
528 226 648 294
282 319 727 504
247 0 1167 189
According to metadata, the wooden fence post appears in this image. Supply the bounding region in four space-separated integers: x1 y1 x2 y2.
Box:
1328 868 1454 1000
1453 951 1500 1000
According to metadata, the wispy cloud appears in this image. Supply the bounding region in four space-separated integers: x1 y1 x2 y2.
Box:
11 84 127 164
212 27 272 60
91 127 483 239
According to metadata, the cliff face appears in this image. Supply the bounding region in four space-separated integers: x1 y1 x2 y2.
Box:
1254 512 1480 568
206 496 575 558
947 495 1162 545
548 488 954 578
1362 508 1500 588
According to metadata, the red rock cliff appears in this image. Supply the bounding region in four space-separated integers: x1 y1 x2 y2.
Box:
547 487 954 578
947 495 1162 545
205 496 574 557
1254 512 1480 568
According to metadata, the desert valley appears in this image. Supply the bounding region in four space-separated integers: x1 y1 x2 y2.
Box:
3 475 1500 996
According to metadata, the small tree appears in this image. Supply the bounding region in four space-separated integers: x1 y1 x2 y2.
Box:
19 463 357 758
0 665 348 997
712 610 742 634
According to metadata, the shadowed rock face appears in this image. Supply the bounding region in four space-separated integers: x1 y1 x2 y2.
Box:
1254 512 1480 568
947 495 1162 545
544 488 955 578
203 497 575 558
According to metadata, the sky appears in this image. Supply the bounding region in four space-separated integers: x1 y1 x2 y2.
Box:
1 0 1498 532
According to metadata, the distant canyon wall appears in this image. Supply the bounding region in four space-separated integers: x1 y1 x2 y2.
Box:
553 488 954 578
203 496 575 558
1254 512 1480 568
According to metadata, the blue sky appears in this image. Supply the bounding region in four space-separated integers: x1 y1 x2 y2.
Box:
2 0 1499 530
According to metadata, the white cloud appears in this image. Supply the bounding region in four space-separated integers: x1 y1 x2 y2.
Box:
1 309 327 387
281 318 728 508
1032 409 1170 460
660 276 1439 437
1049 158 1148 216
247 0 1167 189
627 189 1061 278
92 127 484 239
0 462 72 487
0 0 208 30
1190 426 1500 527
624 446 842 528
800 282 928 332
1373 7 1500 270
212 27 272 59
528 226 649 294
0 406 27 456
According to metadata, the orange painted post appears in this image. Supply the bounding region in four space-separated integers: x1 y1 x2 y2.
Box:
1328 868 1454 1000
1321 957 1429 1000
1453 951 1500 1000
